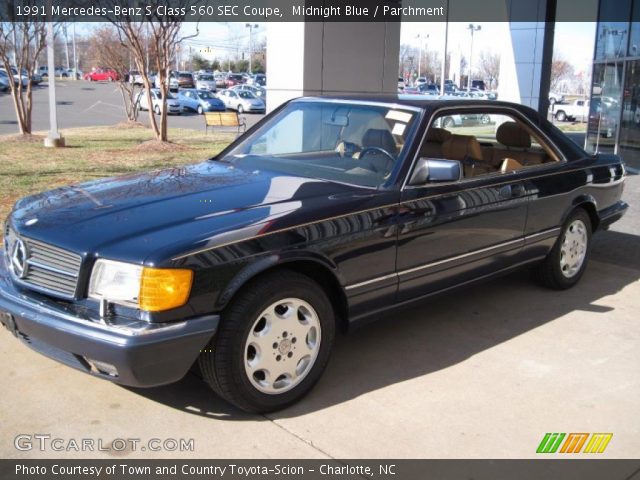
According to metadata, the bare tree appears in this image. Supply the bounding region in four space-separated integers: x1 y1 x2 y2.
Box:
478 51 501 89
86 25 139 122
551 55 574 92
0 11 47 135
103 5 198 142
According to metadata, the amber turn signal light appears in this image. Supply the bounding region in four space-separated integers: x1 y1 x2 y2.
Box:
138 268 193 312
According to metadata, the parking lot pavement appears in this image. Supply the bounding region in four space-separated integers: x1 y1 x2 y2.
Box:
0 176 638 459
0 81 264 135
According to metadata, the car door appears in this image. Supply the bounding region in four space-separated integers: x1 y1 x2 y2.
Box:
182 91 194 110
228 90 239 109
395 107 530 301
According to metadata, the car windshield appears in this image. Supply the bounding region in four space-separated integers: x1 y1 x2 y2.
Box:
179 73 192 78
239 91 256 99
219 101 419 188
197 91 215 99
199 75 214 81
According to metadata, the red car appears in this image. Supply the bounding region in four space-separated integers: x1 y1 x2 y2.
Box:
83 68 119 82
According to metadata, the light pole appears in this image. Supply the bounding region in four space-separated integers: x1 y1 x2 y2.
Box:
245 23 259 74
467 23 481 92
440 0 450 95
45 0 64 147
415 33 429 81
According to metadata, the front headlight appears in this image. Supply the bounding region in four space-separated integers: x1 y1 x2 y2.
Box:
89 259 193 312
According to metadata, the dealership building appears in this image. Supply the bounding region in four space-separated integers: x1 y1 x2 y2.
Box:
587 0 640 169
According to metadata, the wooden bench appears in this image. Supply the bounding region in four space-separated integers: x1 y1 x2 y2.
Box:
204 111 246 135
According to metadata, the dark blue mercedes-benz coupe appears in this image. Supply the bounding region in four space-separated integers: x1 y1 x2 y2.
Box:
0 96 628 412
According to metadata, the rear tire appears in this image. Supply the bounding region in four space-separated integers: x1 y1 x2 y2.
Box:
197 105 203 115
199 270 335 413
555 110 567 122
154 105 161 115
533 208 592 290
237 104 244 113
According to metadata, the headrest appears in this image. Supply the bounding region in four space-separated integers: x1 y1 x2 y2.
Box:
445 134 484 161
362 129 397 155
496 122 531 149
425 127 452 143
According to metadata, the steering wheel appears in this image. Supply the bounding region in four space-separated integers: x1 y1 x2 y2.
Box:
358 147 396 174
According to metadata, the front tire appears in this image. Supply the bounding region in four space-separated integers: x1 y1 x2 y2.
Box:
197 105 203 115
154 105 161 115
555 110 567 122
199 270 335 413
533 208 592 290
237 104 244 113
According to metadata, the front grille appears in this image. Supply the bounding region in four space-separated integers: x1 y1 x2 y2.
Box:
5 227 82 298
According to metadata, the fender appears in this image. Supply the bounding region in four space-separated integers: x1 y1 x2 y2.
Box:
214 250 343 310
565 194 600 231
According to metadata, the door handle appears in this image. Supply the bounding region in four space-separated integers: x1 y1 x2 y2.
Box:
499 184 525 199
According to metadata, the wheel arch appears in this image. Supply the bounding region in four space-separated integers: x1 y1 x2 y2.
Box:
215 253 349 333
567 195 600 232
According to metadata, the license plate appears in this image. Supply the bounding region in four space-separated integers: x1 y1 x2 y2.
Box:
0 311 18 337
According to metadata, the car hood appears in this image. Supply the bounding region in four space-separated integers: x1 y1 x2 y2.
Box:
9 162 366 265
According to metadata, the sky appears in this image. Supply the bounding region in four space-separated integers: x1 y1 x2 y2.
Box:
76 20 597 74
399 22 597 75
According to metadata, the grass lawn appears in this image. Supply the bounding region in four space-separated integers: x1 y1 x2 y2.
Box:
0 125 236 226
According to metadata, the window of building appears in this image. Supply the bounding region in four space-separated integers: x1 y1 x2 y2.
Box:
586 62 623 153
595 0 632 60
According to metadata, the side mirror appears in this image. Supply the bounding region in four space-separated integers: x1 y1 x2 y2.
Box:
409 157 462 185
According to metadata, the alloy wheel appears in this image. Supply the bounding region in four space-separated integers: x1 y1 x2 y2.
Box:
244 298 321 395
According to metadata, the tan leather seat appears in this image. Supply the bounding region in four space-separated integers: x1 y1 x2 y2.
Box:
420 129 494 178
420 127 452 158
500 157 524 173
492 122 547 167
444 134 493 178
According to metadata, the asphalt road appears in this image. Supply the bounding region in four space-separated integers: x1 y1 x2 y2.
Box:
0 81 265 135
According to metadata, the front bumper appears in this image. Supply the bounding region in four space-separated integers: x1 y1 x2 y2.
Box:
0 252 218 387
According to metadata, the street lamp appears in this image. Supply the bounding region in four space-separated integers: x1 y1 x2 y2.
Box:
416 33 429 80
467 23 481 92
245 23 259 74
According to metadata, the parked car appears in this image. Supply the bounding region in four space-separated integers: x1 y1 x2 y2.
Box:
471 79 486 90
0 75 8 92
176 71 195 88
0 96 627 413
226 73 245 87
217 89 265 113
214 72 228 88
195 73 217 92
128 70 144 85
154 72 179 91
415 76 427 86
177 89 226 114
549 92 565 105
230 84 266 100
0 68 28 88
418 84 440 95
251 73 266 86
136 88 182 115
398 77 405 92
553 99 590 122
84 68 119 82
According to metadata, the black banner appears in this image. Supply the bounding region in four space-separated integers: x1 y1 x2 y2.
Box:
0 0 616 23
1 460 640 480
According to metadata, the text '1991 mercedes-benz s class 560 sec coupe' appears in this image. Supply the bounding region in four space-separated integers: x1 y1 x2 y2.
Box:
0 97 629 412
